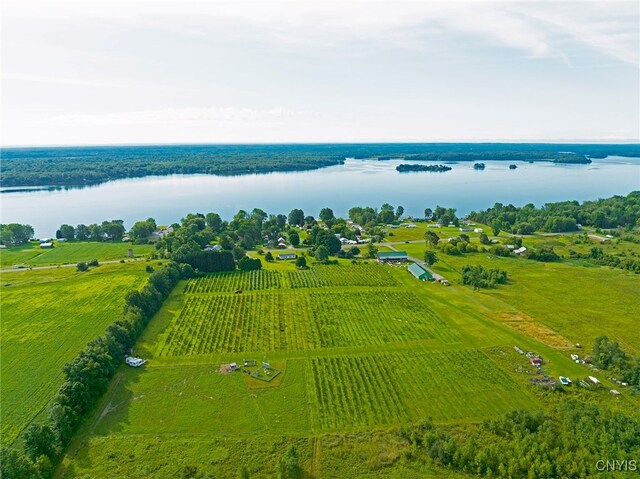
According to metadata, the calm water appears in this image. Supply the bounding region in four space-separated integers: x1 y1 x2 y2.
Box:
1 157 639 236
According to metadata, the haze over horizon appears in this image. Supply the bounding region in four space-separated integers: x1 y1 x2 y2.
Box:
2 0 639 147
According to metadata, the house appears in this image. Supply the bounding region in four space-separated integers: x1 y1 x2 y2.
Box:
125 356 146 367
473 228 484 233
149 226 173 241
277 253 297 260
40 242 53 249
514 247 527 255
277 236 286 243
204 244 223 252
408 262 432 281
376 251 408 262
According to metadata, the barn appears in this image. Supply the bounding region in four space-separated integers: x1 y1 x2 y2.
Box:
377 251 408 262
408 262 432 281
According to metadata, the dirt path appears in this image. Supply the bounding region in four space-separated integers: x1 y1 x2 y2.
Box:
310 436 321 477
0 257 145 273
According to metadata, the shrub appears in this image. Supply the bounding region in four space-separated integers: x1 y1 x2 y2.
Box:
76 262 88 272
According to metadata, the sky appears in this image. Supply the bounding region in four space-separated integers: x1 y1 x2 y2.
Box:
1 0 639 146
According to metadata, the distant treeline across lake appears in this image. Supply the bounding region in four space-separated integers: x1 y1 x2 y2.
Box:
1 143 639 187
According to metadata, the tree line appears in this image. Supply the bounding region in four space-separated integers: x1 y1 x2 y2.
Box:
0 263 183 478
399 400 640 478
468 191 640 234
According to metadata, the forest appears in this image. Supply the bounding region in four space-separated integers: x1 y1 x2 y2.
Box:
1 143 638 187
468 191 640 233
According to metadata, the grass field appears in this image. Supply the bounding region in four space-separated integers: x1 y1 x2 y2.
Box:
0 241 154 267
398 241 640 353
55 254 638 478
0 262 150 446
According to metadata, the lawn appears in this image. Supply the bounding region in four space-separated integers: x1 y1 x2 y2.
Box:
0 241 154 267
0 262 150 446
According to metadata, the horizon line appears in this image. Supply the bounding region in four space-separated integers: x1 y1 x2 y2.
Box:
3 139 640 149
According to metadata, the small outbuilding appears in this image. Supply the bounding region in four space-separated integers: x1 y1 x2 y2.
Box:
40 242 53 249
125 356 146 367
408 262 432 281
277 253 297 260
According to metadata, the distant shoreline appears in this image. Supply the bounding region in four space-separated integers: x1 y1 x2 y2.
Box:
1 142 638 188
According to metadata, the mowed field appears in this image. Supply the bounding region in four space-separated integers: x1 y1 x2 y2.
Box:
0 262 150 446
398 241 640 353
0 241 154 268
55 258 628 478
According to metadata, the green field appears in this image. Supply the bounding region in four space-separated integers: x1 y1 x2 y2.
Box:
51 254 640 478
0 241 154 267
0 262 150 446
397 241 640 353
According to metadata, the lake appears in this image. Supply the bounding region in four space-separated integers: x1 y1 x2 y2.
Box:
1 156 639 236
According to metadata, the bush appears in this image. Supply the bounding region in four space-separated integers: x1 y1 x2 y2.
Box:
146 265 154 273
88 259 99 267
295 256 307 268
461 264 507 289
76 262 88 272
238 256 262 271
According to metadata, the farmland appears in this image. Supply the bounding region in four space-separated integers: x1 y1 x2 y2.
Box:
0 262 150 446
0 240 154 268
54 255 640 479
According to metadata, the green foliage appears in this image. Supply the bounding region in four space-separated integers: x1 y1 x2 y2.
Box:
461 264 507 289
76 262 89 272
411 401 640 479
288 209 305 227
238 256 262 271
288 230 300 247
314 245 329 261
183 251 236 273
470 191 640 232
295 256 307 268
424 250 438 266
265 251 274 262
526 247 560 262
0 223 34 246
278 445 301 479
396 164 451 172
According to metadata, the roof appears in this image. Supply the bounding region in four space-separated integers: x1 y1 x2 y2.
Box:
377 251 408 259
408 262 432 279
277 253 297 259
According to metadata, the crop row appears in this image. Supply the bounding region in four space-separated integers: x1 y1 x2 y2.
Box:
159 293 321 355
287 264 398 288
158 290 458 356
308 350 533 428
309 355 410 429
385 349 531 421
185 270 282 293
308 291 459 347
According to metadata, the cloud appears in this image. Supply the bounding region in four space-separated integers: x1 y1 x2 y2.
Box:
48 106 319 126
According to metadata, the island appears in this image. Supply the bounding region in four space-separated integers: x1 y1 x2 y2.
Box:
396 163 452 173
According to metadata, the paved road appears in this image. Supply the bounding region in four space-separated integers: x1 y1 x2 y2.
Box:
0 258 145 274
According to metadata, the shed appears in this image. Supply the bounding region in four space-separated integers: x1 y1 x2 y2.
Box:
408 262 432 281
377 251 408 262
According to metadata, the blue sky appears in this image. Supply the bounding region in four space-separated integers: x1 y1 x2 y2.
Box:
1 0 639 145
